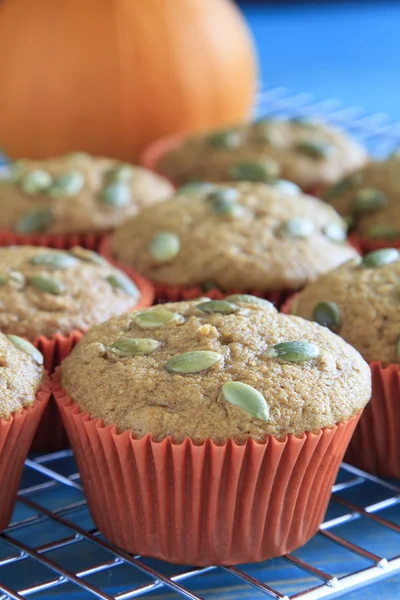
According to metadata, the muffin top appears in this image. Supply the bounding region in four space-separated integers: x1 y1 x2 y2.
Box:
0 153 173 235
292 248 400 364
0 246 141 339
323 157 400 239
110 181 359 292
157 117 368 190
0 332 44 420
61 299 371 443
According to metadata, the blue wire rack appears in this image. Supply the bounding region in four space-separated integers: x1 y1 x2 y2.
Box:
1 87 400 600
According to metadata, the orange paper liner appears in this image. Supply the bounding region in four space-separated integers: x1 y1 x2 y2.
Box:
345 362 400 478
140 133 329 197
0 376 50 531
53 369 360 565
281 297 400 479
0 230 109 252
99 236 292 308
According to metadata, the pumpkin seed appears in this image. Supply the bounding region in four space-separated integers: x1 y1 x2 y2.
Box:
207 190 243 217
342 214 355 229
0 271 25 287
365 224 400 239
30 252 77 270
267 340 320 362
323 173 363 199
229 160 279 182
198 300 240 314
222 381 270 421
149 232 180 262
362 248 400 268
0 274 8 285
48 171 85 197
295 141 333 159
273 179 301 195
225 294 273 308
106 164 134 182
107 338 160 357
101 181 131 207
313 301 341 333
279 217 314 238
7 335 43 365
207 188 241 204
206 130 242 149
69 246 106 264
21 170 52 194
14 208 54 234
177 182 216 195
323 222 346 243
107 272 139 297
165 350 222 373
30 275 66 295
135 309 184 329
352 188 388 212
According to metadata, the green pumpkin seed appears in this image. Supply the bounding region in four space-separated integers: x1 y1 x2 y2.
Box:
106 164 134 182
149 232 180 262
206 130 242 149
279 217 314 238
165 350 222 373
30 252 78 270
48 171 85 197
222 381 270 421
313 301 341 333
101 181 131 207
107 338 160 357
69 246 106 264
323 222 346 243
364 225 400 240
207 188 241 204
362 248 400 268
207 189 243 217
107 272 139 298
229 160 279 182
323 173 363 199
273 179 301 195
0 274 8 285
135 309 184 329
295 141 334 159
14 208 54 234
177 182 216 195
7 335 43 365
267 340 320 362
342 214 355 229
30 275 66 295
352 188 388 212
21 170 52 194
225 294 273 309
0 271 25 287
198 300 240 314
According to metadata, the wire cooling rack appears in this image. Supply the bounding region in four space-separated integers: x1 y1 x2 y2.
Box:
1 88 400 600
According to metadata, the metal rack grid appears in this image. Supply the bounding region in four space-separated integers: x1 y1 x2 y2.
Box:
1 88 400 599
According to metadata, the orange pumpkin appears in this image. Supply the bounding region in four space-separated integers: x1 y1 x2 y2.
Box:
0 0 257 162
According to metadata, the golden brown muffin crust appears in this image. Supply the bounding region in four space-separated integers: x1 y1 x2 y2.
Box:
0 246 140 339
0 154 173 235
293 253 400 364
0 332 43 420
158 118 368 189
61 299 371 443
110 182 359 291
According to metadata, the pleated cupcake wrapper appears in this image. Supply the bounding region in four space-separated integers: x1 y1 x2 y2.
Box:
0 230 109 252
139 133 330 197
53 369 360 566
349 233 400 254
0 376 50 532
345 362 400 478
281 296 400 479
99 237 292 307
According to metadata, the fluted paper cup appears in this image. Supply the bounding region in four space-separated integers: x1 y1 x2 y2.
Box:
54 369 360 565
0 230 109 252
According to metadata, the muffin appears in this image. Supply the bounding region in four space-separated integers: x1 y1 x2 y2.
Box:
54 299 371 565
0 153 173 250
323 156 400 251
142 117 368 192
103 181 359 304
0 245 153 451
286 248 400 477
0 333 50 531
